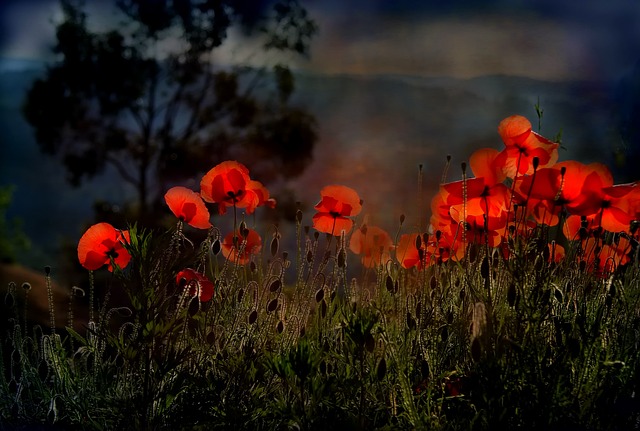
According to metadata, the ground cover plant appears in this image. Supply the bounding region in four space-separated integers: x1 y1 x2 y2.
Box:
2 114 640 430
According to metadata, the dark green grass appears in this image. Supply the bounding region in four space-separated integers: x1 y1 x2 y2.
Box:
2 223 639 430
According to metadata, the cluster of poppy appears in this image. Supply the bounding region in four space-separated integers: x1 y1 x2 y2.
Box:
76 117 640 300
336 115 639 276
76 161 273 302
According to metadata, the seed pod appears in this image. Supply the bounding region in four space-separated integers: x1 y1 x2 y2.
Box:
480 256 489 279
267 298 278 313
296 209 303 223
276 320 284 334
376 357 387 381
269 279 281 293
385 275 394 293
337 249 346 268
206 331 216 345
447 309 454 324
315 288 324 303
429 275 437 290
406 312 417 331
471 337 482 362
188 298 200 316
250 261 257 273
270 236 279 257
365 332 375 353
319 360 327 375
507 283 517 307
211 239 221 255
306 250 313 263
415 235 422 251
321 299 327 318
248 310 258 325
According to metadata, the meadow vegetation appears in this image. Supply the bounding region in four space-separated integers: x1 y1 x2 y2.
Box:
2 115 639 430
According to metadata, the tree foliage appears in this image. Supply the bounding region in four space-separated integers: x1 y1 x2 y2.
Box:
23 0 318 220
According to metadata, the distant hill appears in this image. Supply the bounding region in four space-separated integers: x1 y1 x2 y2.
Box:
0 57 633 268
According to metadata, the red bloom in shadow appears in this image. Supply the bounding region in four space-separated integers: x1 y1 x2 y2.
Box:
396 233 426 269
221 228 262 265
200 161 253 215
245 180 277 214
561 182 635 237
515 161 619 227
164 186 212 229
176 268 214 302
349 224 394 268
77 223 131 271
494 115 559 178
312 185 362 235
575 237 632 278
441 149 511 244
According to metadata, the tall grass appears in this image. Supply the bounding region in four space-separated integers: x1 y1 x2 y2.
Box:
1 215 639 430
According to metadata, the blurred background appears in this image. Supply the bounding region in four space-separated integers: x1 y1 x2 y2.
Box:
1 0 639 281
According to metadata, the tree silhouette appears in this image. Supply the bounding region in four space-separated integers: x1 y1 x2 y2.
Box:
23 0 318 222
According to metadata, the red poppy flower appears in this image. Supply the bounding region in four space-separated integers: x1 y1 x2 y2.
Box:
442 147 511 232
396 233 427 269
312 185 362 235
494 115 559 178
514 161 613 226
221 228 262 265
575 237 631 278
244 180 277 214
77 223 131 271
349 224 394 268
200 161 254 215
164 186 212 229
469 147 507 186
176 268 214 302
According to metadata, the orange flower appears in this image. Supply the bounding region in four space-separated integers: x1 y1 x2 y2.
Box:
77 223 131 271
200 161 253 215
349 224 393 268
221 228 262 265
494 115 559 178
176 268 214 302
575 236 632 278
515 161 614 226
441 147 511 234
164 186 212 229
468 147 507 186
395 233 426 269
245 180 277 214
312 185 362 235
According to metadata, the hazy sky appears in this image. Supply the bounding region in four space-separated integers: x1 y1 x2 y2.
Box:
2 0 640 81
